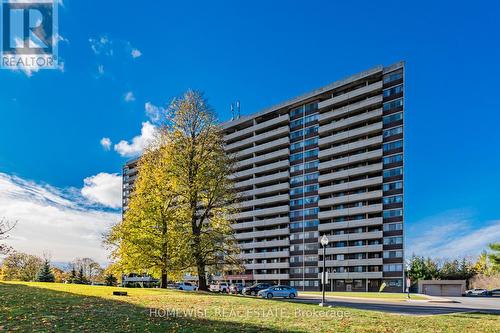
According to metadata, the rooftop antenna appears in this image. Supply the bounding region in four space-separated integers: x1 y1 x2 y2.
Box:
236 100 241 119
230 103 235 121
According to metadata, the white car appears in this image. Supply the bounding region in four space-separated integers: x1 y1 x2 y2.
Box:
209 282 230 293
464 288 488 296
177 282 197 291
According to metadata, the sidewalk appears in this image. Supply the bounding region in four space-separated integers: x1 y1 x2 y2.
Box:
299 293 458 304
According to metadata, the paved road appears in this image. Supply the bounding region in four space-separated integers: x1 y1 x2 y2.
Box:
293 295 500 316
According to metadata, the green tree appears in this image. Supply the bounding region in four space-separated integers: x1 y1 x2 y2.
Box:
0 252 43 281
105 140 188 288
104 274 118 286
165 90 241 291
69 266 77 283
406 255 432 282
36 259 55 282
488 242 500 272
74 267 88 284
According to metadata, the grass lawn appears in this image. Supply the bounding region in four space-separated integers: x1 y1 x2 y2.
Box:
0 282 499 332
301 291 429 300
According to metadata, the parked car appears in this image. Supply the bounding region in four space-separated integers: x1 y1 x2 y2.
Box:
464 288 488 296
177 282 197 291
487 289 500 296
229 283 244 294
258 285 297 299
209 282 230 293
242 283 272 296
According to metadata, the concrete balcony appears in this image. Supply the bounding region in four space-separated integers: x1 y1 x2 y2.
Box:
233 205 289 220
237 194 289 209
318 81 383 110
245 262 290 270
319 95 383 123
325 258 383 267
231 160 289 180
232 217 290 230
237 148 289 168
319 176 382 195
318 204 383 219
319 122 383 148
319 108 383 135
319 136 382 159
239 239 290 250
319 149 382 171
318 190 383 207
318 217 383 232
233 171 289 189
240 250 290 260
226 126 289 152
253 274 290 281
235 137 290 159
319 272 383 279
225 114 289 142
235 227 290 240
323 244 383 255
240 183 289 198
324 231 383 243
318 164 382 184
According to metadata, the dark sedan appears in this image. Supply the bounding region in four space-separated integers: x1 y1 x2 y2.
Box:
242 283 272 296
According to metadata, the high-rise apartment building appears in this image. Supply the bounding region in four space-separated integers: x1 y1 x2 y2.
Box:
122 61 405 292
223 62 405 292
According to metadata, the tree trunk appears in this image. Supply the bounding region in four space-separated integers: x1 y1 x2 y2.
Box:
160 270 167 288
197 261 208 291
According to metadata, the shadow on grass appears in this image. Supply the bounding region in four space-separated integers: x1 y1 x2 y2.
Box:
0 283 303 333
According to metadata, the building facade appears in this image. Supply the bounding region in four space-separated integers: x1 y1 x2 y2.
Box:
122 62 405 292
223 62 405 292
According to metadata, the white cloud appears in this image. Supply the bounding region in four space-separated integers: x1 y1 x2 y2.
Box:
114 121 157 157
81 173 122 209
145 102 165 123
124 91 135 102
0 173 120 264
100 137 112 150
89 36 113 56
407 210 500 259
97 64 105 76
131 48 142 58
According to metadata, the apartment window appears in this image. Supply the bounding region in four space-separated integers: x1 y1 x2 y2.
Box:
383 167 403 178
383 209 403 218
304 267 318 274
304 149 318 159
290 175 303 185
353 266 363 273
290 141 304 151
290 106 304 118
290 130 303 140
305 161 318 169
291 118 304 128
289 210 304 218
383 154 403 165
383 112 403 125
290 198 303 207
305 184 319 192
304 137 318 147
383 140 403 152
383 223 403 232
304 219 319 227
383 264 403 272
383 195 403 205
304 172 319 182
290 244 303 252
383 250 403 259
290 268 303 274
304 255 318 262
383 84 403 98
304 102 318 113
383 237 403 245
304 125 319 136
290 152 303 162
290 164 304 173
383 181 403 192
304 243 318 251
385 279 403 287
383 99 403 112
383 126 403 138
304 196 319 204
304 208 319 217
383 70 403 84
304 114 319 124
290 256 303 263
290 187 303 196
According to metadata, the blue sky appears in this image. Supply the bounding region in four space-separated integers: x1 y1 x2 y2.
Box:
0 0 499 263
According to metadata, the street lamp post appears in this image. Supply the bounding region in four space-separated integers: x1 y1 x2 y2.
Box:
320 234 329 307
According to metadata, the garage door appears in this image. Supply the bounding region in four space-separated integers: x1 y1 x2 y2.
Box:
423 284 442 296
423 284 462 296
442 284 462 296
